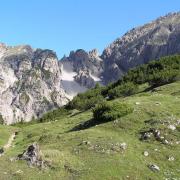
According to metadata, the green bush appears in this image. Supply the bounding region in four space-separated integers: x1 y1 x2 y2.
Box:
122 55 180 87
66 86 104 111
93 101 133 123
108 82 138 99
39 108 68 123
149 69 180 87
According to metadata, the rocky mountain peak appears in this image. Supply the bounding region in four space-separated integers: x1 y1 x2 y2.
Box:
59 48 103 96
89 49 99 57
89 49 102 62
102 12 180 83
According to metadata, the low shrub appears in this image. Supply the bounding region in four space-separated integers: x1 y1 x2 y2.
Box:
108 82 138 99
66 86 104 111
38 108 68 123
93 101 133 123
149 69 180 87
122 55 180 87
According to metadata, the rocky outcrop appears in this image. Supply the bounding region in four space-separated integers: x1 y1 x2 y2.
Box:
102 12 180 83
148 164 160 172
0 45 69 124
17 143 48 168
74 70 95 88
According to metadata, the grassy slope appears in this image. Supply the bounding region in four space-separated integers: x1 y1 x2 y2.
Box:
0 82 180 180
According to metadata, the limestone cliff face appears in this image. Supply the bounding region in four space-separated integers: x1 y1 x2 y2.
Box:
0 44 68 124
60 49 103 88
0 45 102 124
102 12 180 83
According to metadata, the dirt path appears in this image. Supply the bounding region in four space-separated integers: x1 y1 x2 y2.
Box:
4 132 16 150
0 132 17 156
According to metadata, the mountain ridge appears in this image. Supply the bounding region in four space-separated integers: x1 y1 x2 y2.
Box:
1 12 180 124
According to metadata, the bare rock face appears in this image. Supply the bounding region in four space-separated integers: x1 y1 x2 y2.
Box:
102 12 180 83
0 45 103 124
74 70 95 88
0 45 68 124
58 49 103 100
60 49 103 89
17 143 47 168
148 164 160 172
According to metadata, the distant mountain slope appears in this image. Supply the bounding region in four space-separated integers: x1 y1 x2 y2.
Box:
102 12 180 83
59 49 103 95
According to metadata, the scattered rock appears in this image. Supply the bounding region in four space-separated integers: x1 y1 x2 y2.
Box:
86 141 127 154
120 143 127 150
155 102 161 105
168 125 176 131
143 151 149 157
168 156 175 161
140 128 170 145
140 132 153 140
16 169 23 174
164 139 169 145
160 136 164 140
154 129 161 140
82 141 91 145
17 143 49 168
148 164 160 172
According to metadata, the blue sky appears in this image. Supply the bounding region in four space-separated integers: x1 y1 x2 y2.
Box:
0 0 180 58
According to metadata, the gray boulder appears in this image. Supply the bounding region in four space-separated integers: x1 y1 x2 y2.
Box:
17 143 47 168
148 164 160 172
